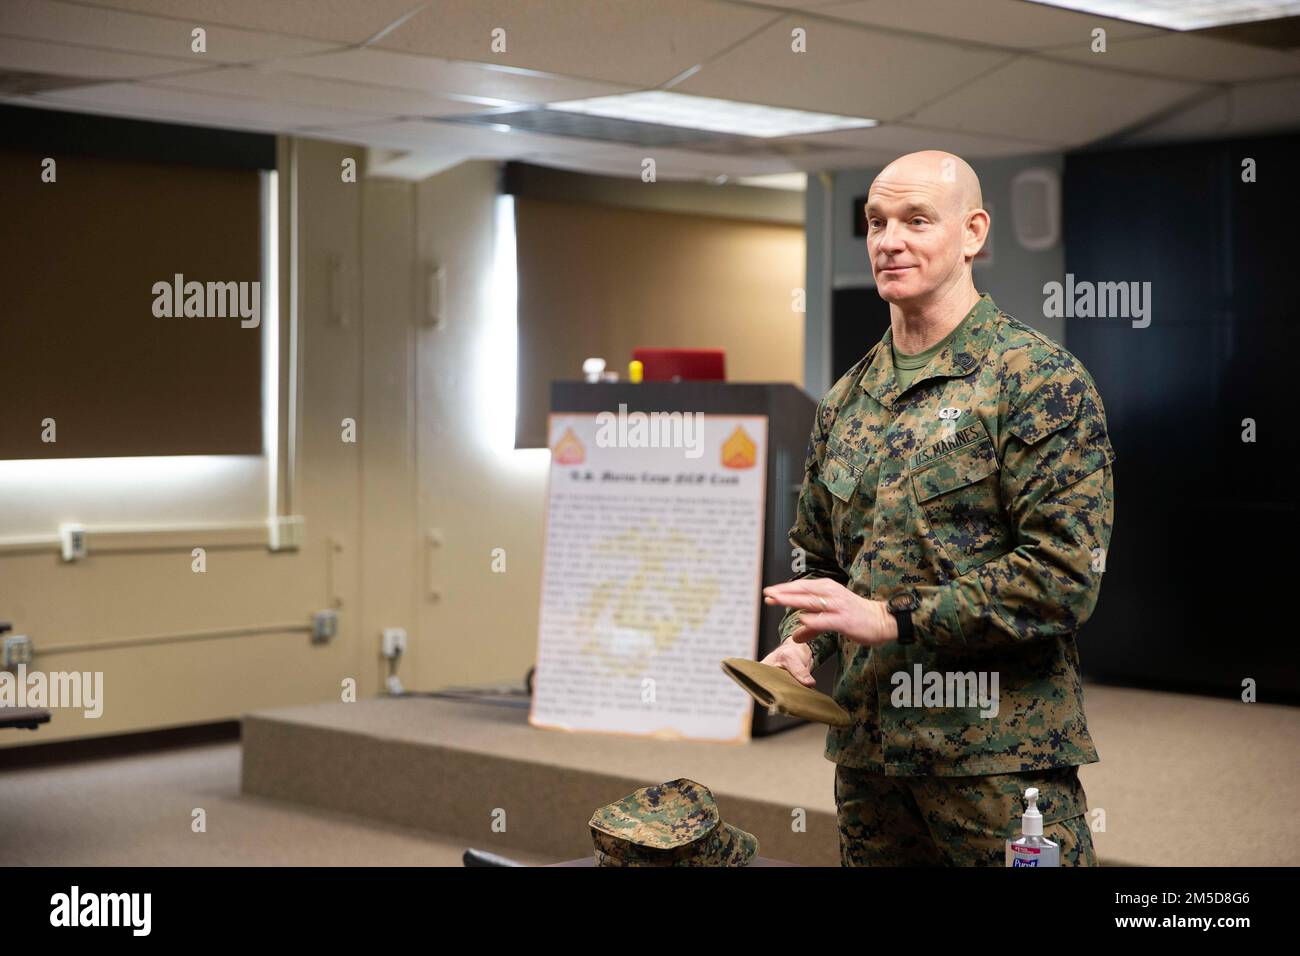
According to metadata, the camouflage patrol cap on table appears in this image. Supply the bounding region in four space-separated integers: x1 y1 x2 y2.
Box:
588 778 758 867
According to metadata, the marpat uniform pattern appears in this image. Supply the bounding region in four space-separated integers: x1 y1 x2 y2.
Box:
588 778 758 866
779 293 1116 776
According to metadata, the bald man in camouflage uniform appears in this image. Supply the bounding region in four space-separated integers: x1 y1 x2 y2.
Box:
762 151 1113 867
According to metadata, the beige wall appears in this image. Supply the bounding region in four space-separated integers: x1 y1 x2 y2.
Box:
2 138 397 747
412 163 551 690
515 197 806 447
1 140 804 747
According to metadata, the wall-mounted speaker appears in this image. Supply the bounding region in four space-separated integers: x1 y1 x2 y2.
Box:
1010 167 1060 252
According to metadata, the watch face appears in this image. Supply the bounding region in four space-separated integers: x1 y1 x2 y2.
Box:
889 592 919 613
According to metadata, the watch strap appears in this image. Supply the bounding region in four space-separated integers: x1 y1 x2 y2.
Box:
888 593 918 645
894 607 915 645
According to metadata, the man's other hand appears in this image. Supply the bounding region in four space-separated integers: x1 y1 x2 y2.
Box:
760 638 816 688
762 579 898 649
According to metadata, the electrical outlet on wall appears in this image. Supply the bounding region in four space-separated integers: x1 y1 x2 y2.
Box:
59 523 87 562
312 610 338 644
3 633 33 668
381 627 407 659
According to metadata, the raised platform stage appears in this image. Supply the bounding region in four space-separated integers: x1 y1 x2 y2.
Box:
242 696 840 865
240 685 1300 867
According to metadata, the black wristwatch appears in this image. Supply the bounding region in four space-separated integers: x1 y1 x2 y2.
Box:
886 591 920 645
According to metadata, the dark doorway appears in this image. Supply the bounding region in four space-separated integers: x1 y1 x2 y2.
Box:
832 285 891 380
1064 131 1300 700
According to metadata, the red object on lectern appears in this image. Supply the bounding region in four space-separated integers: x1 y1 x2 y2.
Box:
631 348 726 382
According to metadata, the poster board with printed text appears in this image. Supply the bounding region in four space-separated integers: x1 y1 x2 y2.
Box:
529 411 768 743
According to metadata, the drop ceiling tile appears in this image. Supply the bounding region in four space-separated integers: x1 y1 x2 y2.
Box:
906 55 1200 145
0 34 199 80
810 0 1161 49
515 152 656 179
283 118 430 151
518 151 705 181
794 121 1064 156
156 67 485 118
274 48 638 106
1117 76 1300 143
312 117 631 158
308 116 795 179
26 80 380 130
670 14 1013 122
538 141 805 179
1202 75 1300 132
1050 31 1300 82
373 0 782 87
362 149 474 181
0 90 290 136
294 119 456 150
65 0 424 45
523 148 798 181
0 0 338 65
782 147 905 171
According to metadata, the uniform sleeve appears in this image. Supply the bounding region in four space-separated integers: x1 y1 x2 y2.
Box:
910 367 1115 652
777 397 849 668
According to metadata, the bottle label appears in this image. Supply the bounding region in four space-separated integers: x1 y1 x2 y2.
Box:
1006 841 1060 867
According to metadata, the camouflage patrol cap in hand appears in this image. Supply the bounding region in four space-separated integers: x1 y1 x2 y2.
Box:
589 778 758 867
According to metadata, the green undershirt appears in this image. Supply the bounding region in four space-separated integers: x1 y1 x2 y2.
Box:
891 313 970 392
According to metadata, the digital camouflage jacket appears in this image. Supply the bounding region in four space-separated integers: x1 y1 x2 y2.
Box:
779 294 1115 776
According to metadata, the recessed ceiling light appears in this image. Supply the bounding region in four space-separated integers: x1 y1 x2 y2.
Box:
544 91 877 139
1023 0 1300 30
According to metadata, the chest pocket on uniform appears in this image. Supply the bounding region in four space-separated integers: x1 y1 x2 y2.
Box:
819 435 871 502
911 436 1011 575
820 435 875 573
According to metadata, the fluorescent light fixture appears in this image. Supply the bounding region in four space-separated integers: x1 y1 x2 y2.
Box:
545 91 876 138
735 172 808 191
1023 0 1300 30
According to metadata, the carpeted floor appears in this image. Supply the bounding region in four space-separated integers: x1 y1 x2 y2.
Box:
1 681 1295 866
1075 683 1299 866
0 741 554 867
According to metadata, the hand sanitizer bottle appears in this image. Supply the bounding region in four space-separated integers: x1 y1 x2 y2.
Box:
1006 787 1059 867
